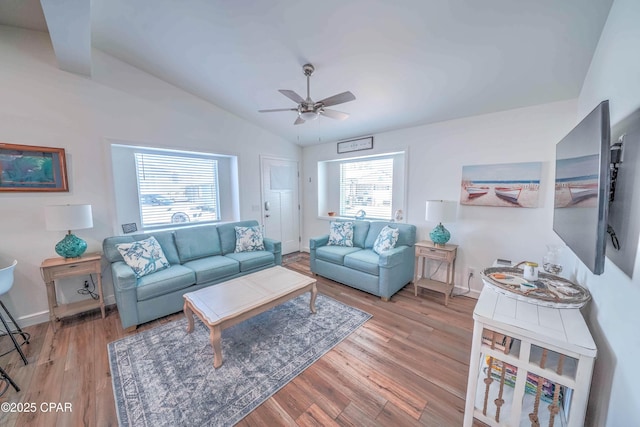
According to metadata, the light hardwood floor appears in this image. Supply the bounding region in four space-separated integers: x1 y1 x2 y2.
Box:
0 253 486 426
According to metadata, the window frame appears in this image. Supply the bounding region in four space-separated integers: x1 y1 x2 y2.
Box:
133 150 222 230
110 143 239 234
339 156 394 220
317 151 406 221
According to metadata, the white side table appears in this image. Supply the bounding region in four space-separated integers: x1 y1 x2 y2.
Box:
463 286 597 427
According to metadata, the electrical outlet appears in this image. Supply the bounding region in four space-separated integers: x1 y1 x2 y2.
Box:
468 266 476 278
84 280 89 288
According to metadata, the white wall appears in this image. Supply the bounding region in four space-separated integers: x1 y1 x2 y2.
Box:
572 0 640 425
303 99 577 295
0 26 300 325
302 2 639 423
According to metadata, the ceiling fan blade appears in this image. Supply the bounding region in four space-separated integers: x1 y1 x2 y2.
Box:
318 91 356 107
258 108 297 113
279 90 305 104
320 109 350 120
294 116 305 125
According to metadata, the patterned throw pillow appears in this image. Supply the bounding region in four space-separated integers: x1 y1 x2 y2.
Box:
116 236 170 278
328 221 354 247
235 226 265 252
373 226 400 255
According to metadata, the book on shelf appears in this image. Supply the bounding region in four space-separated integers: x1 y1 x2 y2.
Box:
481 330 513 353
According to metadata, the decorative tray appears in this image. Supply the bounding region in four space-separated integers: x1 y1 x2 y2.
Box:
480 267 591 308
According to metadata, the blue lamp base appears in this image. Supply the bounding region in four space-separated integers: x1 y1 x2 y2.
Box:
55 233 87 258
429 223 451 247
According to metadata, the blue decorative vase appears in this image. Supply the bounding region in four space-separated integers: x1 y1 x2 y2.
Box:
429 223 451 246
55 233 88 258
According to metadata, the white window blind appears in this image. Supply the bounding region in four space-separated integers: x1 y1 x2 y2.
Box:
340 157 394 219
134 152 220 229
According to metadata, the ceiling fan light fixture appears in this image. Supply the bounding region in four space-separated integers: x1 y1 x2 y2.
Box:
299 110 319 121
259 63 355 125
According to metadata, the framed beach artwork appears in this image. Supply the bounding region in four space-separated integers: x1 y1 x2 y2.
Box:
461 161 542 208
0 143 69 192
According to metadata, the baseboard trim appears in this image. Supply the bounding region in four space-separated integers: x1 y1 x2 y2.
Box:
17 310 50 327
451 285 481 299
16 295 117 328
291 250 480 299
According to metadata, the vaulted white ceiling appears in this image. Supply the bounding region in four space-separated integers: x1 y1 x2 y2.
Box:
0 0 613 145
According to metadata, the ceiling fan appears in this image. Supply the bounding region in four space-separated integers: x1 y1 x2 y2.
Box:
259 63 356 125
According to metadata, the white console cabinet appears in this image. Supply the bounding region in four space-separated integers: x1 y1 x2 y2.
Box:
463 286 597 427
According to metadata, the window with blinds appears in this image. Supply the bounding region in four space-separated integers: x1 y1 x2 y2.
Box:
134 152 220 229
340 157 394 219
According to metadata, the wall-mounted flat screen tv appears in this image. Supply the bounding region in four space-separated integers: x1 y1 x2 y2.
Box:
553 100 610 275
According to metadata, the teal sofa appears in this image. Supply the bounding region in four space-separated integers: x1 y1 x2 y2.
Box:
309 221 416 300
103 220 281 330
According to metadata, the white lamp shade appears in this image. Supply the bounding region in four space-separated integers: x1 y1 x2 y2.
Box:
45 204 93 231
425 200 457 223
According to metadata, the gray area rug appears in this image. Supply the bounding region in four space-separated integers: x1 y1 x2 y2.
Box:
108 293 371 427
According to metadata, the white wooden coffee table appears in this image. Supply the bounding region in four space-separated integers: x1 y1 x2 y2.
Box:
183 266 317 368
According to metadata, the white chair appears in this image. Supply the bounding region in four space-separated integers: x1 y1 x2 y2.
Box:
0 260 29 366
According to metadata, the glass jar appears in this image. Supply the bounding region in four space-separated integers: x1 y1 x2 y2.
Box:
543 244 563 275
523 261 539 281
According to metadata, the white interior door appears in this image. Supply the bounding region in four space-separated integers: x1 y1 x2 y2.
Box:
261 156 300 255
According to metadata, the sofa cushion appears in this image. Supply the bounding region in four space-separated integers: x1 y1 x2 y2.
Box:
116 237 170 278
344 249 380 276
328 221 354 247
234 225 265 252
225 251 274 272
141 232 180 265
182 256 239 284
103 232 180 265
352 220 371 248
373 226 400 255
217 220 261 255
365 222 416 248
315 245 361 265
103 236 136 263
175 226 221 262
135 265 195 301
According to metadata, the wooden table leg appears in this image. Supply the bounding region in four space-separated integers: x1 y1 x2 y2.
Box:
45 280 58 333
210 325 223 368
414 255 420 296
97 272 106 319
184 300 194 333
309 283 317 314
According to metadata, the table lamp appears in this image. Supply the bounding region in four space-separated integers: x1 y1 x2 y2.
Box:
45 204 93 258
425 200 456 247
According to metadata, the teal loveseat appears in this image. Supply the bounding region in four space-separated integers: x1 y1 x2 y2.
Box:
309 221 416 300
103 220 281 330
